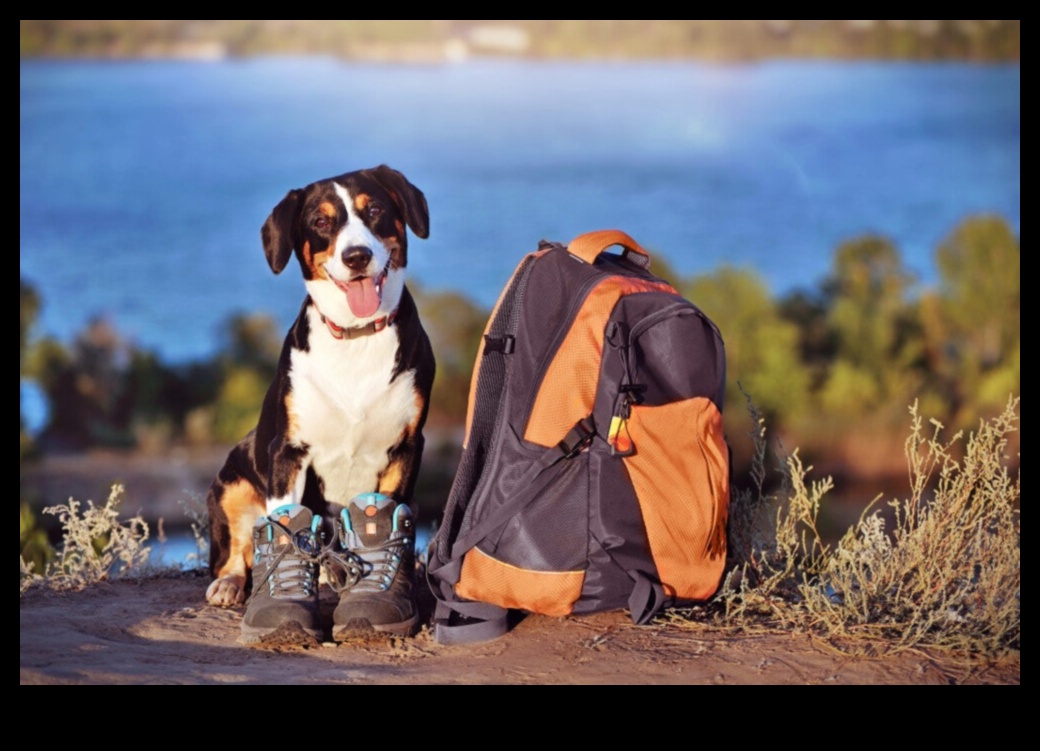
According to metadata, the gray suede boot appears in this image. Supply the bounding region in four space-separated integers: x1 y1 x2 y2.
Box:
332 493 419 639
241 504 324 646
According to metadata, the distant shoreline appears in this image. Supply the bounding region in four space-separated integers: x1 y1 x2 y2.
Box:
20 20 1021 64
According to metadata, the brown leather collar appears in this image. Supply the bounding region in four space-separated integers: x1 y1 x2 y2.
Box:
317 307 398 340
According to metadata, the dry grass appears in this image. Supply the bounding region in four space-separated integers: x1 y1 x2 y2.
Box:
19 483 152 593
674 395 1020 658
178 490 210 570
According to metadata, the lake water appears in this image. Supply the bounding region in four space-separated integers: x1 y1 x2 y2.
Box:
21 58 1019 366
150 525 435 571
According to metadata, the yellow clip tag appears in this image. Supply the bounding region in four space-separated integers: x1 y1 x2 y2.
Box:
608 415 634 456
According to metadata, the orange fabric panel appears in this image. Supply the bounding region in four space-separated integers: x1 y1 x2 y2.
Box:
456 548 584 617
622 397 729 600
524 276 676 447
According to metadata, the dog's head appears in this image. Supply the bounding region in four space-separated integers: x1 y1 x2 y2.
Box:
261 165 429 327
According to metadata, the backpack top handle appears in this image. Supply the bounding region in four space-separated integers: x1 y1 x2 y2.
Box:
568 229 651 270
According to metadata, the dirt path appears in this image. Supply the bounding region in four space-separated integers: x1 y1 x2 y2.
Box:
19 573 1019 685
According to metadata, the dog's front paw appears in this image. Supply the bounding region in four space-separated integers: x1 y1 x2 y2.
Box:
206 575 247 607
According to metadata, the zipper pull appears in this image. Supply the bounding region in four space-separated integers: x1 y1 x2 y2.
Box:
608 393 636 456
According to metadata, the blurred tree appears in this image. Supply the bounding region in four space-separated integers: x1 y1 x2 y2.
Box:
219 312 282 383
20 279 56 569
934 215 1020 420
778 288 835 391
818 235 919 415
206 312 283 444
682 267 811 427
413 286 489 425
20 281 41 461
212 366 269 444
37 317 136 448
20 501 54 575
20 281 40 375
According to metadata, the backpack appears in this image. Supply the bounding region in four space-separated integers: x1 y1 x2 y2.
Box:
426 229 730 645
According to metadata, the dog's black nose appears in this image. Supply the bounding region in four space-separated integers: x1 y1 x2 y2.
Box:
343 246 373 271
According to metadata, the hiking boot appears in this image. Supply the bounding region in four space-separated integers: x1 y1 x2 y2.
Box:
241 504 324 646
332 493 419 639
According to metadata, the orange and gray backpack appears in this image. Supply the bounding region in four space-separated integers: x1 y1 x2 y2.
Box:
426 230 730 644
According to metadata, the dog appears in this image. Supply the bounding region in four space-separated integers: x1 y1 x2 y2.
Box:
205 165 434 608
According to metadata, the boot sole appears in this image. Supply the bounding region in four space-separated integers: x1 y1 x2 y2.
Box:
332 614 419 641
241 620 324 647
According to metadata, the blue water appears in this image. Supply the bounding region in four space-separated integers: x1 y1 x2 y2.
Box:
21 58 1019 365
150 525 435 570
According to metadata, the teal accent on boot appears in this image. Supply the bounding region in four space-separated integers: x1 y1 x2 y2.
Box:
333 497 418 639
241 504 324 646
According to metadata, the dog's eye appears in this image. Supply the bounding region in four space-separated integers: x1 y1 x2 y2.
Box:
312 215 331 231
367 203 384 221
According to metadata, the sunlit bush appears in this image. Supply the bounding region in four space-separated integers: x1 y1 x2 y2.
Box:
686 395 1021 657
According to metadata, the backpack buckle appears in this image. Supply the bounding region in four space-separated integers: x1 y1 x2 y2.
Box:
483 334 516 355
558 416 596 459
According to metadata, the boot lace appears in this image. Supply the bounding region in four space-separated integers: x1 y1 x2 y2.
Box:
247 517 324 602
245 516 411 603
332 525 411 595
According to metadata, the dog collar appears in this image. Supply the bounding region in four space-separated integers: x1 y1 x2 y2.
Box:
318 307 398 340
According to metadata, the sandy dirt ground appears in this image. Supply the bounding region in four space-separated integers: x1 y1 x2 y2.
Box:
20 572 1019 685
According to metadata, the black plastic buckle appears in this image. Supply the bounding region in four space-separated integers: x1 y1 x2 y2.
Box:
619 383 647 405
558 416 596 459
483 334 516 355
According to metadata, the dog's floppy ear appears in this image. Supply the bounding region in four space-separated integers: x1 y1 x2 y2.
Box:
261 188 303 274
368 165 430 240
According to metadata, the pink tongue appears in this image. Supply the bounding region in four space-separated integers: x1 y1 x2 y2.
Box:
345 277 381 318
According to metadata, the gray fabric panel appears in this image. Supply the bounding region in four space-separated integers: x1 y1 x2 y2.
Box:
478 431 589 571
571 539 633 613
608 293 726 410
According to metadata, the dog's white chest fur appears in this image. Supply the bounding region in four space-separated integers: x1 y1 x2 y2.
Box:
286 307 418 504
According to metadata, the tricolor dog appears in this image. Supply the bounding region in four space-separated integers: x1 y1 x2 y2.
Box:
205 165 434 608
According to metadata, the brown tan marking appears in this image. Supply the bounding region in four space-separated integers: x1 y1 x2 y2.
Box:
377 391 424 495
411 389 425 428
377 461 404 496
207 479 264 606
307 201 339 277
311 247 332 277
353 193 371 213
381 235 402 267
284 391 300 442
